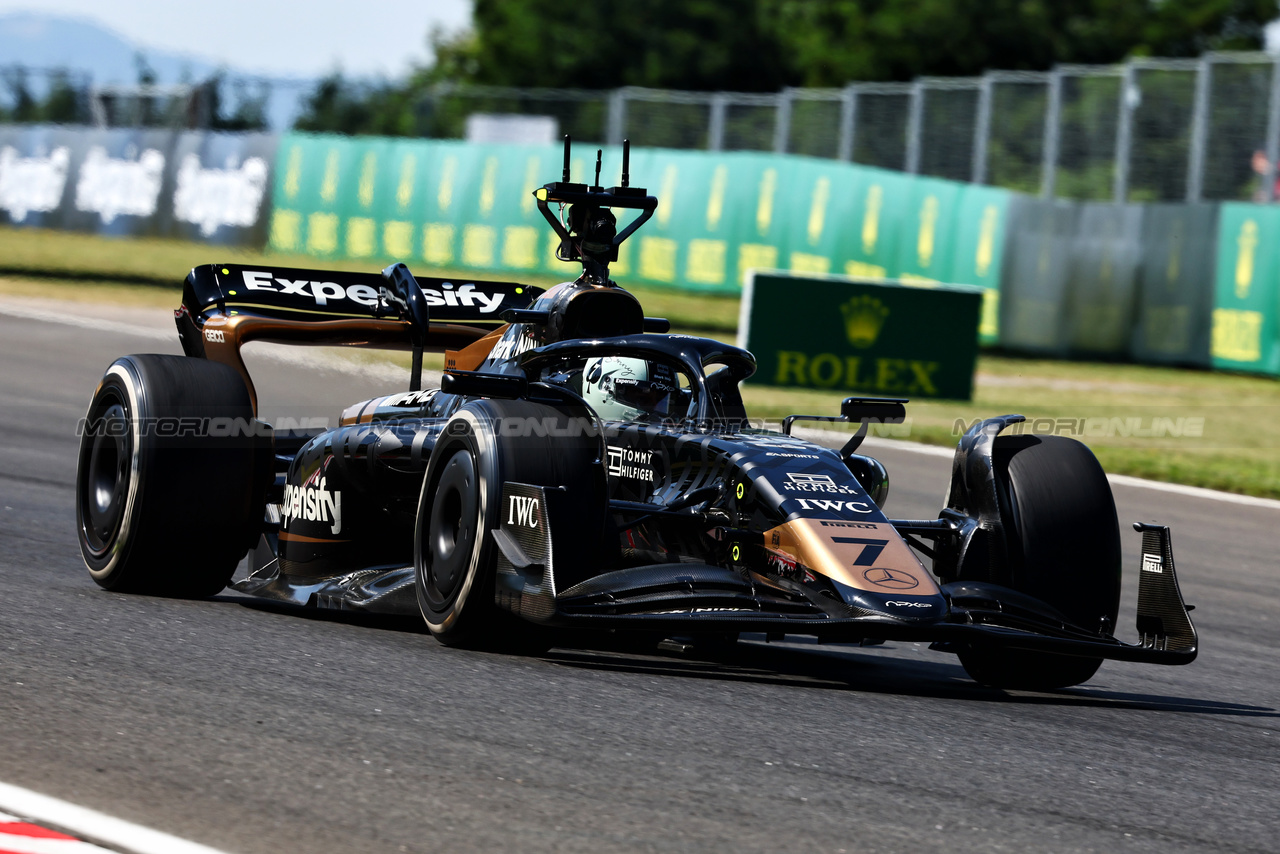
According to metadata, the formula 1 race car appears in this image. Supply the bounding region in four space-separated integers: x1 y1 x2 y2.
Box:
75 139 1197 690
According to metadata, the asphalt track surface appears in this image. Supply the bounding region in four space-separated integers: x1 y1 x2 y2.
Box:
1 301 1277 854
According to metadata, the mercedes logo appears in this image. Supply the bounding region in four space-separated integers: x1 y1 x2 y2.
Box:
863 567 919 590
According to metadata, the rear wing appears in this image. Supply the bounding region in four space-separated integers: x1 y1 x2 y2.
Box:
175 263 543 413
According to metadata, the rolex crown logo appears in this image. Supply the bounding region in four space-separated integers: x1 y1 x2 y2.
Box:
841 295 890 348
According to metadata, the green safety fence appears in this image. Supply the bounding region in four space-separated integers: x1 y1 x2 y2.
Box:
1212 203 1280 376
266 133 1011 342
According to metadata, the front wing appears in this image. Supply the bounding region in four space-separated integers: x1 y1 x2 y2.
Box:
234 495 1196 667
495 480 1197 666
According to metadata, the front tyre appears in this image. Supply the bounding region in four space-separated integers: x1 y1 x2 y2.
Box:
76 354 261 597
415 398 605 650
958 435 1122 691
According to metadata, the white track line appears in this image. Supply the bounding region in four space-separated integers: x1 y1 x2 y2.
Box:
0 301 430 386
796 427 1280 511
0 783 232 854
1103 473 1280 510
0 303 171 341
859 434 955 458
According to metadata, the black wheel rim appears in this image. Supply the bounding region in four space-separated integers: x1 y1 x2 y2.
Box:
79 395 133 556
423 450 479 611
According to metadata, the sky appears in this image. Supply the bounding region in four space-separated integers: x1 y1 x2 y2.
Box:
0 0 473 79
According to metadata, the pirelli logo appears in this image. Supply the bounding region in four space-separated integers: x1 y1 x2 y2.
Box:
1142 553 1163 574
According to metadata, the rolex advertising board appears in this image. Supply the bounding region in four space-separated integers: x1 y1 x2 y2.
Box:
1211 203 1280 375
741 271 983 400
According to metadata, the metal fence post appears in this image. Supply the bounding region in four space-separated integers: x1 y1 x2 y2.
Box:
837 84 857 162
1266 58 1280 203
606 88 626 146
971 74 994 184
708 93 727 151
1113 61 1136 203
1040 69 1062 198
88 86 107 127
904 81 923 173
773 88 792 153
1185 57 1211 202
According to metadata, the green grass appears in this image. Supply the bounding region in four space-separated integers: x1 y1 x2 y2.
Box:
4 225 1278 498
744 356 1280 499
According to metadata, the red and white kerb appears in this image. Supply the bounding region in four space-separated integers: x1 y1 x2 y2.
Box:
0 811 117 854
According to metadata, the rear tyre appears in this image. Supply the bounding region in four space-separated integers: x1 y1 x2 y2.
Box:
958 435 1121 690
415 398 604 651
76 354 261 597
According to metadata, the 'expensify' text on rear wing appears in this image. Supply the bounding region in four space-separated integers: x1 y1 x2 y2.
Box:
175 263 544 413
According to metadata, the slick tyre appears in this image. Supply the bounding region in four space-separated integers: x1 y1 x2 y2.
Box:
959 435 1122 691
76 354 261 597
415 398 604 650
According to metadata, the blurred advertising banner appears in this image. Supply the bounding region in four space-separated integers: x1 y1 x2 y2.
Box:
0 125 276 246
266 133 1011 326
167 132 276 245
0 125 82 231
1132 203 1217 369
998 197 1078 357
997 198 1216 366
1065 202 1143 358
740 271 983 400
1212 203 1280 376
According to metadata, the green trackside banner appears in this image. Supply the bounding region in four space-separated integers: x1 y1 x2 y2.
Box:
1131 203 1217 368
1211 203 1280 375
1064 202 1143 358
267 134 1011 337
740 271 983 400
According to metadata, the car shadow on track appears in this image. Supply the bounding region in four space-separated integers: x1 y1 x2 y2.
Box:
540 635 1278 719
225 595 430 634
221 595 1275 719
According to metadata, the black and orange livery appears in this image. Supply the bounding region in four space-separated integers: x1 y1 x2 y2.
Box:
76 138 1196 690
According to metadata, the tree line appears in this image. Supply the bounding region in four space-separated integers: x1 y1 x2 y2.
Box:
294 0 1278 135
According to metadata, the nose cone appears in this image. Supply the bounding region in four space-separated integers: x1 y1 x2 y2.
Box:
835 582 949 622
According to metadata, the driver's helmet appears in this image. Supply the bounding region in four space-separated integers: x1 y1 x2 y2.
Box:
583 357 677 422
